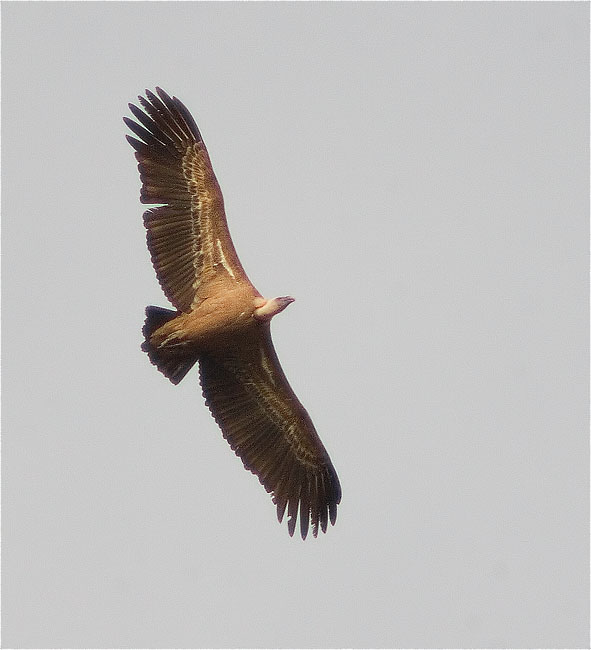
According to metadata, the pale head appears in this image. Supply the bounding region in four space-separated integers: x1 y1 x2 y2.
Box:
253 296 295 322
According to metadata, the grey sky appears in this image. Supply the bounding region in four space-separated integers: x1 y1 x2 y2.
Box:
2 2 589 648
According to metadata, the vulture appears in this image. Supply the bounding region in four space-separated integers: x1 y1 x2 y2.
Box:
124 88 341 539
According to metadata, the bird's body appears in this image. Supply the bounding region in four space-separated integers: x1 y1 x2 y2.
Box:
150 283 258 351
125 88 341 539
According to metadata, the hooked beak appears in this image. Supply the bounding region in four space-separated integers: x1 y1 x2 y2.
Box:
253 295 295 321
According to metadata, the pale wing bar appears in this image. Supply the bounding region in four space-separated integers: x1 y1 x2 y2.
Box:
198 331 341 539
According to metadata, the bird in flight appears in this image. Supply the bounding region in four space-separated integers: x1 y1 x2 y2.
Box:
124 88 341 539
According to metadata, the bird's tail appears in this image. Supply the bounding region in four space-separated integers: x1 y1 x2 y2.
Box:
141 306 198 385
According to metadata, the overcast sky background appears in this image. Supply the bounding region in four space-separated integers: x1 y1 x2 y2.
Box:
2 2 589 648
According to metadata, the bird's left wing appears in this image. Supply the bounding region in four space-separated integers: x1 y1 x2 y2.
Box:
124 88 251 312
199 325 341 539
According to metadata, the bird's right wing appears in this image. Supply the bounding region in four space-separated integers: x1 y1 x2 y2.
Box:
198 325 341 539
125 88 251 312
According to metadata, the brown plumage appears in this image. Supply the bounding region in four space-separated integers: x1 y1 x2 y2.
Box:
125 88 341 539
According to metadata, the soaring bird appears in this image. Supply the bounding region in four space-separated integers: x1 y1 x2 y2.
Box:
124 88 341 539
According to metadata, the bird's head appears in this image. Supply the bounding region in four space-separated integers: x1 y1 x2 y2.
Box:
253 296 295 322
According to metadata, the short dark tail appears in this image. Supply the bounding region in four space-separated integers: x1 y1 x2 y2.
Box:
142 306 198 385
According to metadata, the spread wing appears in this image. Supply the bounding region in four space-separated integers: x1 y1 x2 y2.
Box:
199 325 341 539
125 87 250 312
